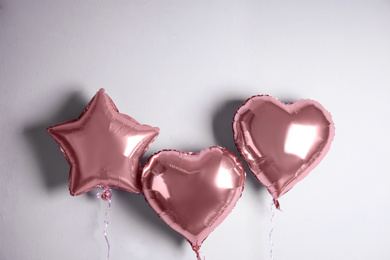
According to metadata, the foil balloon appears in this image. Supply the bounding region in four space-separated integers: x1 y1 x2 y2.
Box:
141 147 245 259
47 88 159 196
233 95 334 208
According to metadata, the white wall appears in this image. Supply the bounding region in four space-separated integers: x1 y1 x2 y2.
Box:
1 0 390 259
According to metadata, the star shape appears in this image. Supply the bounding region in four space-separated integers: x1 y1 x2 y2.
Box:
47 88 159 196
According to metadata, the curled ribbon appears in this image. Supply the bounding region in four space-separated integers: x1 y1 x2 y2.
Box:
96 189 112 260
269 199 275 260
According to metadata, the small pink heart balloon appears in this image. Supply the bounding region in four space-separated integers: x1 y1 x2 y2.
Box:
141 147 245 257
233 95 334 208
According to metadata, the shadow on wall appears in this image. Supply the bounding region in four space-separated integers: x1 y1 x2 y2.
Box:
24 90 88 192
211 98 264 191
115 189 186 247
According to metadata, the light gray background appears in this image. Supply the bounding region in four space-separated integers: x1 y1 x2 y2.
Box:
1 1 390 259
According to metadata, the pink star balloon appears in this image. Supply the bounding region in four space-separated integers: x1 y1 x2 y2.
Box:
233 95 334 208
47 88 159 196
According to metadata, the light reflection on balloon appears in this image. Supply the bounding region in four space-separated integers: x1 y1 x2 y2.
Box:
284 124 318 159
124 135 148 157
216 168 234 188
152 175 171 199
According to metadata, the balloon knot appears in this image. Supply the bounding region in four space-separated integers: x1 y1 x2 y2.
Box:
273 199 281 211
97 188 112 201
192 245 200 253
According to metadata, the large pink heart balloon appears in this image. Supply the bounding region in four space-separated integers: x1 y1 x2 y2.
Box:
141 147 245 256
47 89 159 196
233 95 334 207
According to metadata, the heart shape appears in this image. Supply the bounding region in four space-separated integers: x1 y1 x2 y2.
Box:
233 96 334 204
141 147 245 252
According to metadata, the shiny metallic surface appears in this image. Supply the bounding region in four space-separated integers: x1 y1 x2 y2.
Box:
233 95 334 202
141 147 245 250
47 89 159 196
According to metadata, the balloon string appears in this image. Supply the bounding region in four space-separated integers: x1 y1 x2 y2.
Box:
195 250 205 260
96 189 112 260
269 199 275 260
